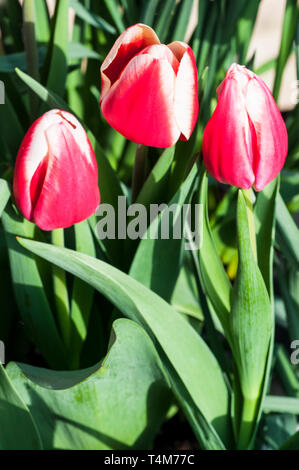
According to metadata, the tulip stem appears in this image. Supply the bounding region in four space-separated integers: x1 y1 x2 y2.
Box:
51 228 70 347
242 189 257 262
237 395 257 449
131 144 148 203
23 0 40 118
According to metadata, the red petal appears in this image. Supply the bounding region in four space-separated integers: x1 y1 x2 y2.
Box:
101 54 181 148
245 77 288 191
101 23 160 100
202 76 255 189
13 110 100 230
168 42 199 140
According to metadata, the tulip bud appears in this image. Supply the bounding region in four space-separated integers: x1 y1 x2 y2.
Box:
100 23 199 148
202 64 288 191
13 109 100 230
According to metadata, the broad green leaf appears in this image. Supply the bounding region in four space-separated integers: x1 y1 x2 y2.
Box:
198 172 231 334
171 252 204 321
6 319 171 450
69 1 116 34
70 220 96 368
0 364 42 450
231 191 272 448
17 237 230 446
0 179 10 218
1 205 67 369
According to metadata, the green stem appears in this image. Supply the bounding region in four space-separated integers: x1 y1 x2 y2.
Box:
51 229 70 347
242 188 257 261
131 144 148 203
23 0 40 118
237 396 257 449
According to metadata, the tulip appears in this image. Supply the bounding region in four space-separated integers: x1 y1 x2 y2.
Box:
100 23 199 148
13 109 100 230
202 63 288 191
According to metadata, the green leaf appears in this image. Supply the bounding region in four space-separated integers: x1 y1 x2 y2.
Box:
1 205 67 369
273 0 299 101
69 1 116 34
34 0 50 43
263 395 299 414
254 178 279 298
198 172 232 334
0 364 42 450
6 319 171 450
141 0 159 26
0 179 10 218
0 49 46 73
171 0 195 41
45 0 69 97
0 93 24 158
171 252 204 321
280 431 299 450
276 193 299 270
102 0 125 34
136 147 175 207
17 236 230 447
154 0 177 43
69 42 102 61
70 220 96 368
263 413 297 450
231 191 272 448
130 164 197 302
15 67 69 111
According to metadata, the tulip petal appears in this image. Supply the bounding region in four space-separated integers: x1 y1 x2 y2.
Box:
202 77 255 189
101 54 181 148
13 114 52 222
138 44 180 74
33 122 100 230
168 42 199 140
245 77 288 191
101 23 160 100
13 110 100 231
